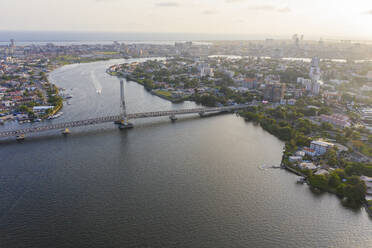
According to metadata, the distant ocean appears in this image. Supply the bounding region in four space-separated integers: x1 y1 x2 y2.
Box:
0 31 288 45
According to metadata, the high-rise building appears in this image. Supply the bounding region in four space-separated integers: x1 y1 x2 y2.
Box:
9 39 15 55
264 83 285 102
309 57 321 81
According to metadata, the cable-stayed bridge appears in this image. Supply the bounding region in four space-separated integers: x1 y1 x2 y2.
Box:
0 80 251 139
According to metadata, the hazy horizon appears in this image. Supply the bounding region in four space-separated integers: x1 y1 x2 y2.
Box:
0 30 371 43
1 0 371 40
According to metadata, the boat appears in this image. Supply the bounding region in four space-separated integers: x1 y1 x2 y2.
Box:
297 177 306 184
271 165 281 169
16 134 25 141
62 128 71 135
48 112 63 120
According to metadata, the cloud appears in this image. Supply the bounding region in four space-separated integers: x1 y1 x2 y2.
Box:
362 10 372 15
154 2 179 7
202 10 217 15
224 1 291 13
248 5 291 13
277 7 291 13
225 0 247 2
249 5 276 11
94 0 119 2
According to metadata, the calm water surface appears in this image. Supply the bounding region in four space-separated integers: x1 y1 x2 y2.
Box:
1 59 372 248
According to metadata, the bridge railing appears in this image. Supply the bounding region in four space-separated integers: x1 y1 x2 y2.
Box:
0 104 251 137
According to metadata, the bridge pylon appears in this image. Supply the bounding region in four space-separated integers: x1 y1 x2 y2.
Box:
119 79 133 129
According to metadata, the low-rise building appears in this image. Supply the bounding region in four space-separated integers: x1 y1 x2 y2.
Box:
298 162 317 171
314 169 329 176
360 176 372 195
289 156 303 163
296 151 305 157
33 106 54 113
303 147 317 157
310 140 334 156
320 114 351 128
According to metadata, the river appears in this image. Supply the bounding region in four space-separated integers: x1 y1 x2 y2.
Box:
1 59 372 248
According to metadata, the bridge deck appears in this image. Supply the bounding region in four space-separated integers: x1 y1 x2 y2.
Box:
0 104 250 138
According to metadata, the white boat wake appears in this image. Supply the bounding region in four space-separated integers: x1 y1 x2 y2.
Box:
90 71 103 94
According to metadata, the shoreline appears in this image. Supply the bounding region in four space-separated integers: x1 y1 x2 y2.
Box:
108 72 191 104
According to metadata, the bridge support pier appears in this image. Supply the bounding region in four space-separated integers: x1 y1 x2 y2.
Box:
118 79 133 130
169 114 177 122
118 120 134 130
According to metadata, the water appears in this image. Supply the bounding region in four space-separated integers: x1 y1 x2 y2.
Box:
1 59 372 248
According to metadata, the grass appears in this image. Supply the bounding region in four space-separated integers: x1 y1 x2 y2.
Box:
154 90 172 97
97 51 120 55
352 140 372 157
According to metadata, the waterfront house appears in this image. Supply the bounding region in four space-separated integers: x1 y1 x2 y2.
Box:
303 147 317 157
289 156 303 163
310 140 335 156
314 169 329 176
360 176 372 195
298 162 317 171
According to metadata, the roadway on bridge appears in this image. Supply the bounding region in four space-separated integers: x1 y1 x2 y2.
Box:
0 104 252 138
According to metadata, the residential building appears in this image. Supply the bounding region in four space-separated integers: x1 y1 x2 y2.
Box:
309 57 321 81
320 114 351 128
263 83 285 102
299 162 317 171
289 156 303 163
310 140 335 156
303 147 317 157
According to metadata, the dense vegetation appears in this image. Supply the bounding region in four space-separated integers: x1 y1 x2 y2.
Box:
239 99 371 204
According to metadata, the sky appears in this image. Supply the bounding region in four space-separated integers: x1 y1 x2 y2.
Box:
1 0 372 40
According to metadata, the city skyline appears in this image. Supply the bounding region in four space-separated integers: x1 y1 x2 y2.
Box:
1 0 371 40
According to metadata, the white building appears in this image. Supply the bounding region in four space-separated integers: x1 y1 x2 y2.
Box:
296 151 305 157
303 147 317 157
314 169 329 176
289 156 303 163
287 99 297 105
309 57 321 81
297 77 312 85
200 67 214 78
310 140 334 156
312 80 321 95
33 106 55 113
297 77 321 95
360 176 372 195
299 162 317 171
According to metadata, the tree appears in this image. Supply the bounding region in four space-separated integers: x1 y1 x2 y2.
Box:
321 122 333 131
324 148 337 167
277 126 293 141
18 105 31 113
336 183 346 196
344 180 366 202
368 135 372 144
309 174 328 190
334 168 346 179
143 78 155 90
328 172 341 188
